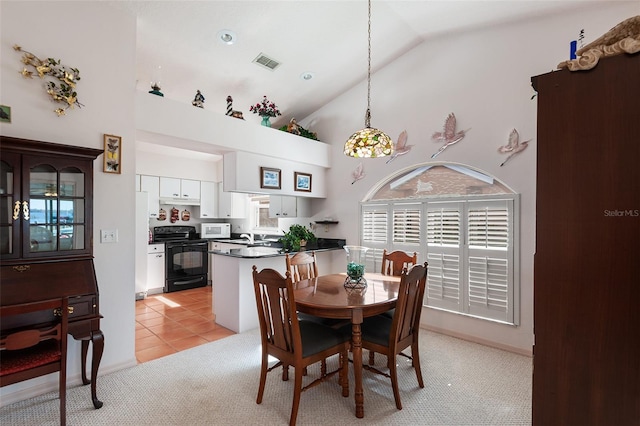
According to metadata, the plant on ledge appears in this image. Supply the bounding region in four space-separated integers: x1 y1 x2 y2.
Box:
279 224 316 252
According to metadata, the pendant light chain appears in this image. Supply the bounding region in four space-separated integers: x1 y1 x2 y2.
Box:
365 0 372 128
343 0 393 158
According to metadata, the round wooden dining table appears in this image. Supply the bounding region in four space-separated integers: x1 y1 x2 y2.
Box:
293 272 401 418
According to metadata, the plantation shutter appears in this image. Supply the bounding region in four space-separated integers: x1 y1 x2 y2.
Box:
392 204 421 244
361 204 388 271
425 201 463 312
466 199 513 323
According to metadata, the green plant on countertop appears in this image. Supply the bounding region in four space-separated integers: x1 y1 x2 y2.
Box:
279 224 317 252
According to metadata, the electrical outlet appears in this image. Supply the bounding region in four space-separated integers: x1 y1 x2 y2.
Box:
100 229 118 243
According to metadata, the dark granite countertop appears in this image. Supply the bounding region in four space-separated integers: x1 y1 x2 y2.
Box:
209 238 345 258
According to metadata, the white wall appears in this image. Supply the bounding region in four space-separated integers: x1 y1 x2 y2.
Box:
0 1 137 404
300 2 638 354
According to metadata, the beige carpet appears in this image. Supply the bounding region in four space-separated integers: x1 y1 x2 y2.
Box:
0 329 531 425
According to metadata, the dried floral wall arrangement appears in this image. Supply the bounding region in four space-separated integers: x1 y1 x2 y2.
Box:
14 45 83 116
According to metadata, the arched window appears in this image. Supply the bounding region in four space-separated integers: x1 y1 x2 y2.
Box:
360 162 520 325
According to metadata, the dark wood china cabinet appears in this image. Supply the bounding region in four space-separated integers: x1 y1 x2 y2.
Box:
0 136 104 409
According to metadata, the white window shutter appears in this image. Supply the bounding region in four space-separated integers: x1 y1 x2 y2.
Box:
426 202 463 311
467 200 513 323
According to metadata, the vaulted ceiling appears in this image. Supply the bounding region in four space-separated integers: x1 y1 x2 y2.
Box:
109 1 603 137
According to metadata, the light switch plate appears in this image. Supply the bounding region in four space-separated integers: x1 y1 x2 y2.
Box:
101 229 118 243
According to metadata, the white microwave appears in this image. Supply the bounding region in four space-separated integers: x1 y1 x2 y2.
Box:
200 223 230 239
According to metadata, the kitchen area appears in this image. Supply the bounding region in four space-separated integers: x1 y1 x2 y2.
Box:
134 94 345 338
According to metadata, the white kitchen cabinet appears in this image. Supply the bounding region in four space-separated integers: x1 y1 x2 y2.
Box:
146 243 165 291
217 182 248 218
160 177 201 203
198 181 217 219
140 175 160 219
269 195 310 218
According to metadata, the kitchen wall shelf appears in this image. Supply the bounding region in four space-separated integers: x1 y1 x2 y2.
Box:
315 220 339 232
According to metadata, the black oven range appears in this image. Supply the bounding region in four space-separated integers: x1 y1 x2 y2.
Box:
153 226 208 293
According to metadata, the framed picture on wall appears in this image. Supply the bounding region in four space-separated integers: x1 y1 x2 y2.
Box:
103 134 122 174
294 172 312 192
260 167 281 189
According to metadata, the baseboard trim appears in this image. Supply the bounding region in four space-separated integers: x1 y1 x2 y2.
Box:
422 325 533 357
0 358 137 408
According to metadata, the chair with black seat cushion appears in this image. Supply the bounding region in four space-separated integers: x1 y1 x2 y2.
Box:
360 262 428 410
1 298 69 426
369 249 418 364
252 266 349 426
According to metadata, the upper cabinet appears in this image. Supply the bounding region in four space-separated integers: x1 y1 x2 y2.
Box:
269 195 310 218
140 175 160 218
159 177 200 205
0 137 102 262
217 182 247 219
198 181 217 219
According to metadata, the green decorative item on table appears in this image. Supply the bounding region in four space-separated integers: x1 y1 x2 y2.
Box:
344 245 369 288
279 224 316 252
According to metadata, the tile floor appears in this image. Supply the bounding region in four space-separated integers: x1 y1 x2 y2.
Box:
135 285 235 363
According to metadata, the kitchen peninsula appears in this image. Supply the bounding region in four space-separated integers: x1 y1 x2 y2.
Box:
210 239 345 333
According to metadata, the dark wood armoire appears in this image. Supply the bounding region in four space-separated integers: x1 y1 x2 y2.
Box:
531 53 640 424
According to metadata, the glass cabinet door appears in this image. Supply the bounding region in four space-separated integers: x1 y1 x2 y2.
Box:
0 152 20 258
27 162 87 256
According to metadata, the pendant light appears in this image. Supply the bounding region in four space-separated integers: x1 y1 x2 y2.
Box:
344 0 393 158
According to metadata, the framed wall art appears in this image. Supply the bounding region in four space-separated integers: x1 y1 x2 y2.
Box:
260 167 281 189
294 171 312 192
103 134 122 174
0 105 11 123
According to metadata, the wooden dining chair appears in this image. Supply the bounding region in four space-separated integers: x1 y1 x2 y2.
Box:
360 262 428 410
285 252 347 329
369 249 418 364
1 297 69 426
381 249 418 276
252 266 350 426
285 251 319 282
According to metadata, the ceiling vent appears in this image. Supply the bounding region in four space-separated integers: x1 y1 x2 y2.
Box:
253 53 281 71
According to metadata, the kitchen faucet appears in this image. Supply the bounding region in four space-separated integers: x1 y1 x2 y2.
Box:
240 232 254 244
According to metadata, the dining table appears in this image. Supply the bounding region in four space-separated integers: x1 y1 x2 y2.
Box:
293 272 401 418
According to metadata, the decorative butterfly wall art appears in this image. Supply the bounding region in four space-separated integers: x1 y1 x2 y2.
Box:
431 113 470 158
498 128 531 166
385 130 412 164
351 162 365 184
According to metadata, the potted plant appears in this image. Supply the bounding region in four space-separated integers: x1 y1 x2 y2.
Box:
279 224 316 252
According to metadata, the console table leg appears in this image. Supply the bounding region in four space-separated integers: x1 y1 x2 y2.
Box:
80 332 104 409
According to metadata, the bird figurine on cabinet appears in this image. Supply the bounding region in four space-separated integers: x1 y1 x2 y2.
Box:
386 130 412 164
431 113 469 158
498 128 531 166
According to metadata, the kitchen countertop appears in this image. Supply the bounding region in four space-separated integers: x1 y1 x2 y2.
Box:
209 238 346 258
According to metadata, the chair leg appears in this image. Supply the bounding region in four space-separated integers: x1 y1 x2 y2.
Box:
389 355 402 410
411 341 424 388
282 363 289 381
257 353 269 404
368 350 375 365
289 367 304 426
60 368 67 426
320 359 327 376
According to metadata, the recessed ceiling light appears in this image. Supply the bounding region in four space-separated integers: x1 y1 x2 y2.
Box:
217 29 236 45
300 72 315 81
